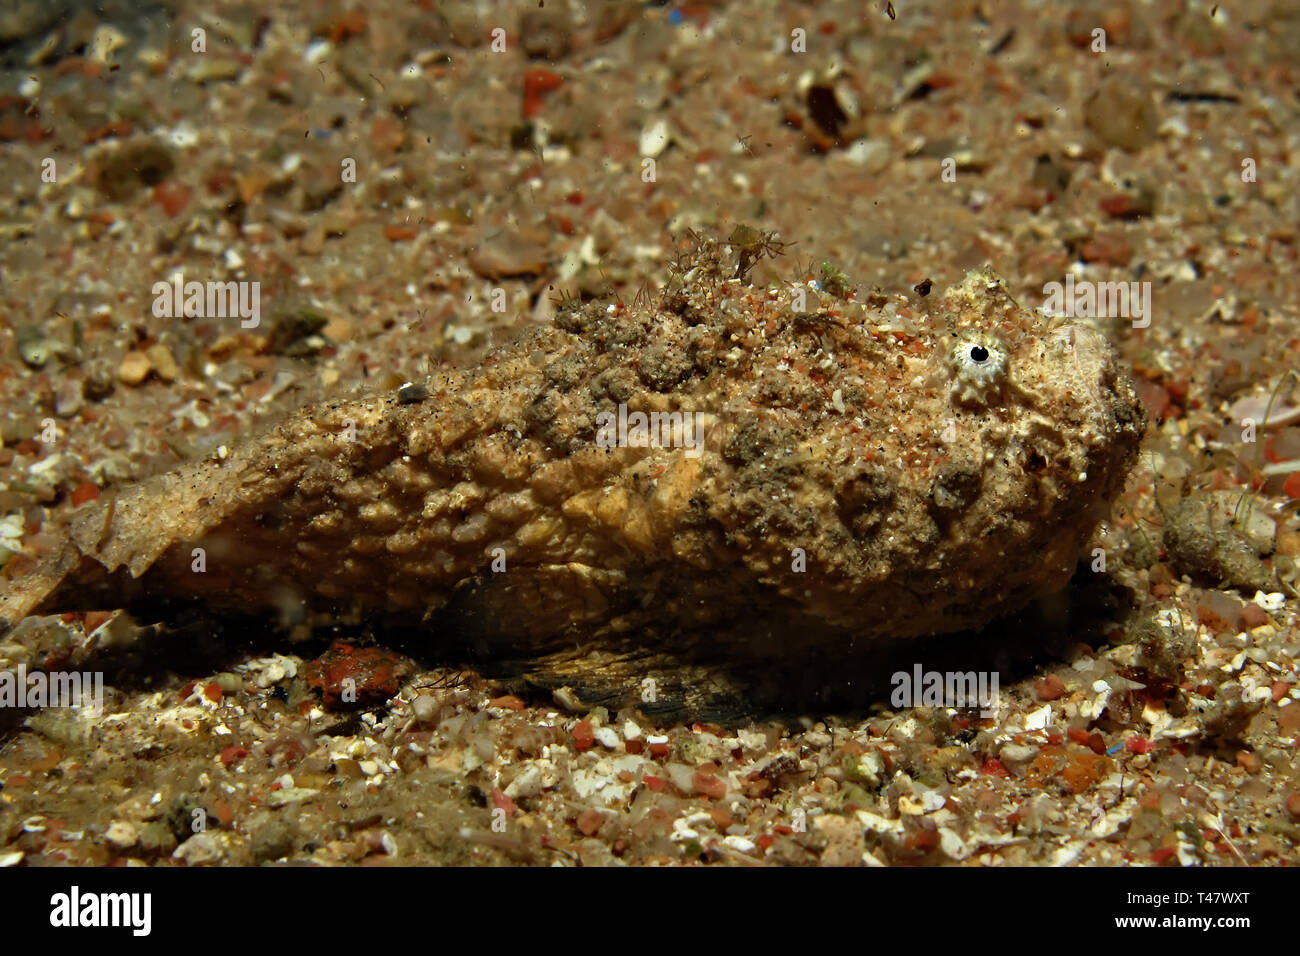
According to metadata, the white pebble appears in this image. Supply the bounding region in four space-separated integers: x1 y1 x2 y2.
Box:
639 119 671 157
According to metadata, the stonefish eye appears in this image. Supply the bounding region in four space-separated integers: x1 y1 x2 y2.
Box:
949 334 1007 403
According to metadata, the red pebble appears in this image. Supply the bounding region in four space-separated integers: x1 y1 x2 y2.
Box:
572 719 594 751
492 787 517 817
1284 472 1300 500
70 482 100 507
152 182 190 217
1099 194 1137 217
1034 673 1067 701
1286 793 1300 819
213 798 235 827
1133 379 1170 421
905 827 941 851
980 757 1011 778
218 746 248 768
522 68 563 119
1239 602 1270 630
692 771 727 800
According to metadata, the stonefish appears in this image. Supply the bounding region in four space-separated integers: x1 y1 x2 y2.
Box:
1 235 1144 715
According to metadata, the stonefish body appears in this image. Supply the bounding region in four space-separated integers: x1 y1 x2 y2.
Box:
1 237 1144 714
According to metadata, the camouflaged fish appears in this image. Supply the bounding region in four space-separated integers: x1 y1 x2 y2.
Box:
0 235 1144 714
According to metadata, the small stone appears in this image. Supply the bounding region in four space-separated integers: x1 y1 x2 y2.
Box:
173 832 224 865
397 382 429 404
1031 152 1071 194
1060 752 1112 794
691 771 727 799
89 25 128 64
468 231 548 279
1035 673 1067 701
361 828 398 857
1078 232 1133 267
639 118 671 158
321 316 354 342
266 786 321 807
519 6 572 61
504 764 544 799
411 694 439 724
70 481 99 508
1083 75 1158 152
334 758 363 780
213 672 243 693
137 821 177 855
1286 793 1300 820
104 820 138 848
1239 602 1271 630
300 226 326 255
247 811 295 862
999 743 1039 768
815 814 866 866
146 344 178 382
54 376 84 416
186 56 246 84
118 351 152 385
844 139 892 172
576 808 603 836
594 726 620 749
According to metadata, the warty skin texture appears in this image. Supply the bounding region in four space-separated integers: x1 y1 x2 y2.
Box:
0 239 1145 716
